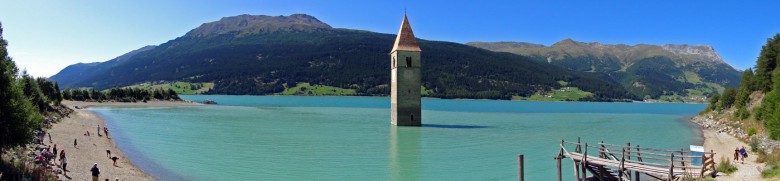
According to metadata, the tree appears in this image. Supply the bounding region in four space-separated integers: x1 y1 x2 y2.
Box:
37 77 62 105
0 22 43 150
167 89 179 100
741 68 756 92
762 69 780 139
719 87 738 110
755 34 780 92
707 93 721 111
734 69 755 109
62 88 72 100
20 71 48 112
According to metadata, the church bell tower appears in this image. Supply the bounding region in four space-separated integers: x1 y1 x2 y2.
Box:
390 14 422 126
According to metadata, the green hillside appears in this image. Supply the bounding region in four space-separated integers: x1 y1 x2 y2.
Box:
51 14 636 101
513 87 593 101
123 81 214 95
280 82 356 96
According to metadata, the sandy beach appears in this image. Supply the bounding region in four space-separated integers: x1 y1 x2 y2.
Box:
48 101 199 181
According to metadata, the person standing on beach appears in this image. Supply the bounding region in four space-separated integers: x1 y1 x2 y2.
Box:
52 144 58 164
74 138 77 148
91 163 100 181
97 125 101 136
734 147 739 162
60 154 67 176
106 150 111 158
59 150 65 164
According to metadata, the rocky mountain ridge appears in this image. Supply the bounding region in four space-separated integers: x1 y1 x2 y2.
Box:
467 39 742 101
469 39 730 66
184 14 332 38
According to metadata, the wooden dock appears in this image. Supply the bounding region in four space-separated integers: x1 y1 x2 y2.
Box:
552 138 716 181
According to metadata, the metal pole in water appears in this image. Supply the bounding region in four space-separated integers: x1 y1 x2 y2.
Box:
518 154 524 181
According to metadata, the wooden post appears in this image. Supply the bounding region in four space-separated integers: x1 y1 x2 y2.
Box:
577 137 581 152
669 153 675 180
624 142 630 181
598 141 604 179
600 141 605 158
582 143 588 181
635 144 641 181
557 152 562 181
518 154 524 181
618 148 625 180
574 161 580 181
626 143 631 159
700 152 707 178
680 149 686 171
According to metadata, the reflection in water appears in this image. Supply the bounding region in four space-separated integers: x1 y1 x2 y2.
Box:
422 124 488 129
389 126 421 180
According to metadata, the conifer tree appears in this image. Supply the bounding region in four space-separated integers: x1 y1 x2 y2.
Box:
707 93 721 111
762 69 780 139
0 22 43 149
756 34 780 92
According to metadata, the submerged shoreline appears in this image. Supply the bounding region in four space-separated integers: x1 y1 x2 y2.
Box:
48 101 199 180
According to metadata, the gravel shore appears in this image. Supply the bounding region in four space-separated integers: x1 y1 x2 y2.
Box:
48 100 199 180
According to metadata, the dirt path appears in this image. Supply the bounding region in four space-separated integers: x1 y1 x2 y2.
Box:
703 129 766 180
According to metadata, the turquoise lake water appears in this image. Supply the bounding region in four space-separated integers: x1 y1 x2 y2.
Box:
89 95 706 180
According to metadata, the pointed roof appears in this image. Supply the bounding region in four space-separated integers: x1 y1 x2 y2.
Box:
391 15 421 52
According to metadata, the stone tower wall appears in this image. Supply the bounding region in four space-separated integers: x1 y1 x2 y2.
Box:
391 50 421 126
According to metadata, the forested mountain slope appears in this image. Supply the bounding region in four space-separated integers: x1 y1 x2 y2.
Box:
51 14 635 101
468 40 742 101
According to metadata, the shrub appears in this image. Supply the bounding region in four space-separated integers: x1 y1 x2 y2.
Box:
749 128 758 136
717 156 738 175
736 107 750 120
757 150 768 163
750 138 761 152
762 151 780 178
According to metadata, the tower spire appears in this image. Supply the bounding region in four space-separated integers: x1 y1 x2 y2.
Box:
390 14 421 53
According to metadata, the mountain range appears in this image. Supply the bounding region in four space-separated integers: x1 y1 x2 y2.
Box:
467 40 741 101
50 14 739 102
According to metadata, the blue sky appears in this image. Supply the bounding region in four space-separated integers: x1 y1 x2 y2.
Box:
1 0 779 77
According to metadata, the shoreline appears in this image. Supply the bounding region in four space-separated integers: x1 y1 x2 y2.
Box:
48 100 199 180
181 94 707 104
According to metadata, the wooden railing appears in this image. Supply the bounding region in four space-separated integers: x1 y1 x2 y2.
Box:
555 138 717 181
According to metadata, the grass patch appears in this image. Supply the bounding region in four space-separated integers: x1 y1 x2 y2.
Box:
513 87 593 101
556 80 569 86
717 156 738 175
421 86 434 96
280 82 356 96
683 71 703 84
705 82 726 94
658 94 685 102
124 81 214 95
